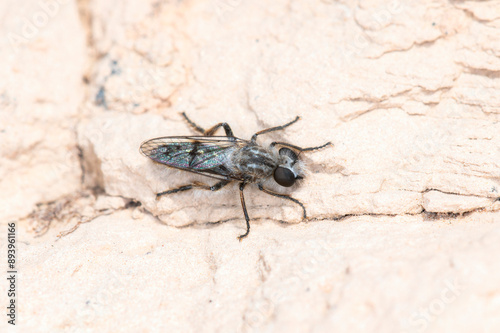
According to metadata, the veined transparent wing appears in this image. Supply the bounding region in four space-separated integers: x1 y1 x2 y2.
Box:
140 136 248 181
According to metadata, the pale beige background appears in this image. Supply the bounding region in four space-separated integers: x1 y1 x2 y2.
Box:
1 0 499 332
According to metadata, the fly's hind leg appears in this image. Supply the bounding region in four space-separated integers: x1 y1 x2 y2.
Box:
156 180 230 199
257 184 307 219
181 112 205 134
181 112 234 138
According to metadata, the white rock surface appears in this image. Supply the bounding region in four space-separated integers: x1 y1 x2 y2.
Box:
0 0 86 222
12 211 500 333
1 0 499 332
423 190 495 214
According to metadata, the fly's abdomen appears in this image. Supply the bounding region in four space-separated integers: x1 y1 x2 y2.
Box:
141 138 235 170
230 145 277 181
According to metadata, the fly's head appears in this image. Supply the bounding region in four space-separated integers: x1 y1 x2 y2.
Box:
273 147 304 187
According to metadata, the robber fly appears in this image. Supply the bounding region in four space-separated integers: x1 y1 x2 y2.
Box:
140 113 331 240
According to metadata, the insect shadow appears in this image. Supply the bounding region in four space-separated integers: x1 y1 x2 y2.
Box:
140 113 332 240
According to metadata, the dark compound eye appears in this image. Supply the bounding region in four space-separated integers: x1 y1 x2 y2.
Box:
274 167 296 187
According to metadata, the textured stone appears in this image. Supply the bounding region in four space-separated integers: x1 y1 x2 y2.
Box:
15 212 500 333
0 0 86 222
423 190 495 213
2 0 500 332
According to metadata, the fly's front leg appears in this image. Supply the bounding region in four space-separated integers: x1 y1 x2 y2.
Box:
251 116 300 142
156 180 230 199
257 184 307 219
270 141 332 152
181 112 234 138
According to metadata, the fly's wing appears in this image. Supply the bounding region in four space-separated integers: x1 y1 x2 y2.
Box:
140 136 247 181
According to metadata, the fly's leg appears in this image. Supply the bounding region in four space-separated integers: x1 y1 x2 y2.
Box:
181 112 234 137
270 141 332 152
257 184 307 219
251 116 300 143
181 112 205 134
156 180 230 199
204 123 234 137
238 182 251 241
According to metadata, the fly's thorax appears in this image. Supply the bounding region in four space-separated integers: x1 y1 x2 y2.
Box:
228 144 278 182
